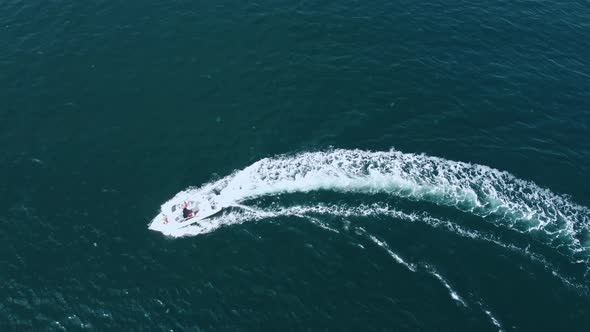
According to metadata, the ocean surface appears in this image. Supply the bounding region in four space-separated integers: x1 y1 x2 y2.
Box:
2 0 590 330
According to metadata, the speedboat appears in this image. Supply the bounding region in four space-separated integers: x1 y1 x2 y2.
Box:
149 196 223 236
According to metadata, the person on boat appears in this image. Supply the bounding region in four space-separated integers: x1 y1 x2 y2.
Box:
182 201 198 220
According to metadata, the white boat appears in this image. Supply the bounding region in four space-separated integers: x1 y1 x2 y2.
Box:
149 194 223 236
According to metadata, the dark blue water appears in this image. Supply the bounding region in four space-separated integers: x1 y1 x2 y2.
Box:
2 0 590 330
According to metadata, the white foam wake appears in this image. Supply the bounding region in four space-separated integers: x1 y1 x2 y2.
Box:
424 264 468 307
367 234 417 272
150 149 590 259
479 302 504 332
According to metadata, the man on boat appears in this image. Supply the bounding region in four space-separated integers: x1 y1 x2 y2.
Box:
182 201 198 220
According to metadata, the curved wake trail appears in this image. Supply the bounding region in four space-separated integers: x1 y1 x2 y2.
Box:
362 231 508 331
151 149 590 262
425 265 468 307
